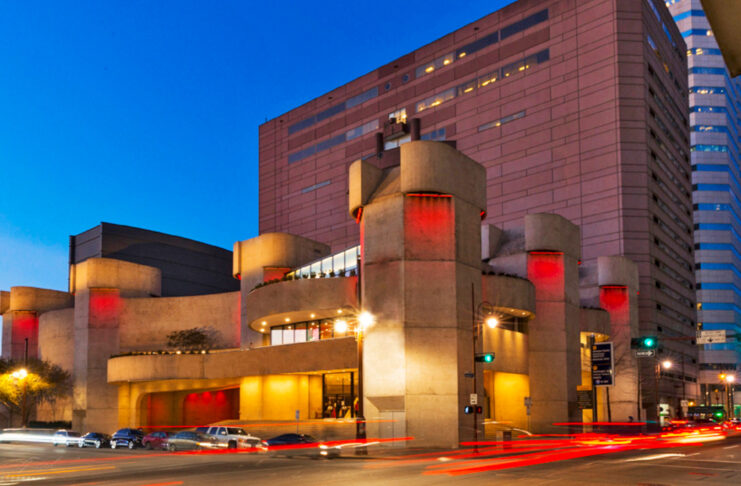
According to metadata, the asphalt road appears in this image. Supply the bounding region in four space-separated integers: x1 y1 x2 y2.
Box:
1 435 740 485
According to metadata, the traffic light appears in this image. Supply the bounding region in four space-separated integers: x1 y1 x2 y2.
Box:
475 353 495 363
464 406 484 414
630 336 658 349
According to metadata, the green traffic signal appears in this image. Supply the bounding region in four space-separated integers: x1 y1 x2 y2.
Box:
475 353 495 363
642 337 655 348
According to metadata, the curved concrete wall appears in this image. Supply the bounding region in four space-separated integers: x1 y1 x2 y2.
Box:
119 291 240 351
108 337 357 383
38 308 75 371
524 213 581 259
244 276 358 331
9 287 73 312
233 233 330 284
481 275 536 318
482 328 529 375
72 258 161 297
579 307 610 336
399 141 487 211
597 256 639 290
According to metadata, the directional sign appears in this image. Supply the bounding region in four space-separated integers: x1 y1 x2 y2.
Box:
592 342 614 387
697 330 726 344
635 349 656 358
576 390 593 410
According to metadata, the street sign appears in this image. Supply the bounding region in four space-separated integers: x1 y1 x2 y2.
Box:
697 330 726 344
295 410 300 420
523 397 532 407
592 342 614 386
635 349 656 358
470 393 478 405
576 390 593 410
464 372 475 378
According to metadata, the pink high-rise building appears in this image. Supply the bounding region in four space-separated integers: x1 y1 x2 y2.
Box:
259 0 698 413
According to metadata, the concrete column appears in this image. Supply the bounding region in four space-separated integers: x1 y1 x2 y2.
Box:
71 258 160 433
525 214 582 433
2 287 73 361
355 141 487 448
597 256 640 421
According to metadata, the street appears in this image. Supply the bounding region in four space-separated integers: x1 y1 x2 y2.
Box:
1 434 741 485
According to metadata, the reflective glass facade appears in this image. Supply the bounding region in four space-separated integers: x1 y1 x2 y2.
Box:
669 0 741 398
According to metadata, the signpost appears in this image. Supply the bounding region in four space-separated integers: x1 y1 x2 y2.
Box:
576 390 593 410
592 342 614 386
634 349 656 358
697 330 726 344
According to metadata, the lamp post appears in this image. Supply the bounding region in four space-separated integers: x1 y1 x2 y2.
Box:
471 287 498 454
352 310 374 454
720 373 735 418
654 359 672 423
11 368 28 427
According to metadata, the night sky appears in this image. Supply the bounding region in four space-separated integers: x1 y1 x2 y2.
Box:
0 0 515 292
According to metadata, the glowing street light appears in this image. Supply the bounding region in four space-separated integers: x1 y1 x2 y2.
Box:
11 368 28 380
357 311 375 331
661 360 673 370
485 316 499 329
334 319 348 334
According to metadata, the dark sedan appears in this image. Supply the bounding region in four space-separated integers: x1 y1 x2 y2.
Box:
79 432 111 449
110 428 144 449
263 433 340 458
167 431 219 451
142 431 169 450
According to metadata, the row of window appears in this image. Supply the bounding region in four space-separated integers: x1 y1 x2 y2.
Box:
649 87 686 143
692 144 729 152
478 110 526 132
654 235 693 271
648 0 677 49
381 127 447 151
288 119 379 163
647 35 682 90
650 108 688 160
415 9 548 79
682 29 713 38
653 193 691 234
301 180 331 194
687 47 722 56
692 105 727 113
416 50 549 113
655 257 694 290
699 363 738 371
655 280 694 308
673 9 705 22
269 319 356 346
656 302 695 327
652 169 691 216
689 67 725 76
690 86 727 95
648 64 687 125
286 246 360 279
287 88 378 135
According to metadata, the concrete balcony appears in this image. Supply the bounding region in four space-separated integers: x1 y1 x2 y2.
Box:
108 337 357 384
481 274 536 319
244 276 358 331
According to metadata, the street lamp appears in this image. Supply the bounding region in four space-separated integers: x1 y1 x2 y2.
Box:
471 299 497 453
334 309 375 453
721 373 735 418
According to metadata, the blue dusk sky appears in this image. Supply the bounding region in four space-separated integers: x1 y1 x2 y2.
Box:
0 0 515 293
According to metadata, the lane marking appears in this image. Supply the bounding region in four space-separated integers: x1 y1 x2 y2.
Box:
723 445 738 449
3 465 116 477
623 453 685 462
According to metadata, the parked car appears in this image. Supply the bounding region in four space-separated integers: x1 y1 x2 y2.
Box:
110 428 144 449
142 431 169 450
52 430 82 447
167 431 219 451
78 432 111 449
194 426 261 449
263 433 340 458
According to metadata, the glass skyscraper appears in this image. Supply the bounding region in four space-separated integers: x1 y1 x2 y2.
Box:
668 0 741 414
